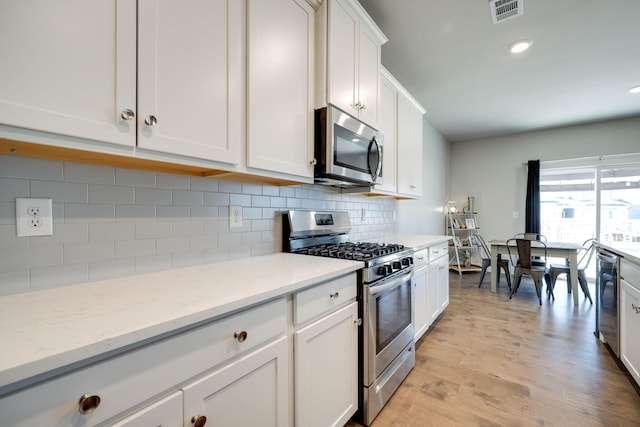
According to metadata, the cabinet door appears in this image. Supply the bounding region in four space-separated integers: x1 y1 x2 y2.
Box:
137 0 242 163
374 72 397 193
0 0 136 146
110 391 182 427
413 266 428 341
182 336 289 427
426 260 440 325
247 0 314 178
396 93 423 197
437 255 450 312
295 302 358 427
327 0 358 116
621 279 640 385
357 24 380 127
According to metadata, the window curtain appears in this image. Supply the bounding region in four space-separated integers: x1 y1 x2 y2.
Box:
525 159 540 234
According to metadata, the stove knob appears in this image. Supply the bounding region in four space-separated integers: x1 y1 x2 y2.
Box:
377 266 388 276
392 261 402 270
401 258 410 266
384 264 393 274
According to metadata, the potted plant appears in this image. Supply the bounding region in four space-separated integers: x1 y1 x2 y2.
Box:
461 249 472 268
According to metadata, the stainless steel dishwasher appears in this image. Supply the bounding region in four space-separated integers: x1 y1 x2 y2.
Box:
596 247 621 357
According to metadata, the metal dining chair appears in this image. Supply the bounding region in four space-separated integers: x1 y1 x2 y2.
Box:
547 238 595 304
507 238 552 305
476 234 511 290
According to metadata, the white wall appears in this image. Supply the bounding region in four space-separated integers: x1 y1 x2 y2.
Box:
397 118 450 234
449 116 640 241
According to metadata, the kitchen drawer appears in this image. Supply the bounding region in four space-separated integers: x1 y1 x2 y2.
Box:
0 297 286 427
414 248 429 268
294 273 357 325
429 242 449 261
109 390 183 426
621 258 640 290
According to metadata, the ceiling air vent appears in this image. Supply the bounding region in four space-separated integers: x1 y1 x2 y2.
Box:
489 0 523 24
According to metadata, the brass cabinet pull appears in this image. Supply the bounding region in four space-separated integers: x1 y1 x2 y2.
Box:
120 108 135 120
234 330 248 343
632 303 640 314
354 318 363 326
78 393 101 414
329 292 340 299
192 415 207 427
144 115 158 126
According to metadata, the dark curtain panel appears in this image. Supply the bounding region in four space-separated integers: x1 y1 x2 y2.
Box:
525 159 540 233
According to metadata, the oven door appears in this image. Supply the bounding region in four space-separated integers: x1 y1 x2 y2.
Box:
363 270 414 385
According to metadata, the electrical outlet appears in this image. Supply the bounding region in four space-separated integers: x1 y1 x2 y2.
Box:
16 198 53 237
229 205 243 228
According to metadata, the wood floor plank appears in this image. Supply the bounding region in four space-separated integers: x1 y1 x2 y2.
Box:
346 274 640 426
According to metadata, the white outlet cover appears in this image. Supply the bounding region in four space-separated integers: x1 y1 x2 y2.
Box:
229 205 243 228
16 198 53 237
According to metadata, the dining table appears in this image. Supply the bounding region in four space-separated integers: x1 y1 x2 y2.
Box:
489 239 586 305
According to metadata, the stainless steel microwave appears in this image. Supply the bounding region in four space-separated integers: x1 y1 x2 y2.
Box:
314 105 383 187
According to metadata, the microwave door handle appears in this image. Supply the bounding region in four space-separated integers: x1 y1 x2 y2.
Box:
368 138 382 181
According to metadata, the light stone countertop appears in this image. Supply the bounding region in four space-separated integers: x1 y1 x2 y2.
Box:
0 253 362 393
371 234 451 250
596 242 640 266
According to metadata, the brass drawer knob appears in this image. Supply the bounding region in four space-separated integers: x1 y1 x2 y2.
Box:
78 393 101 414
234 330 248 343
192 415 207 427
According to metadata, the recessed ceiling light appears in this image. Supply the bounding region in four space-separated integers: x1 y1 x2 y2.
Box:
630 85 640 94
510 39 533 54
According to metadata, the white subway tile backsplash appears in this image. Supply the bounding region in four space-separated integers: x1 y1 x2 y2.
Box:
0 224 28 249
0 202 14 225
31 180 88 202
204 193 229 207
65 163 115 184
29 223 88 246
190 176 219 192
30 264 88 290
172 250 203 268
0 155 398 295
156 237 189 254
65 203 115 223
135 254 173 274
89 184 134 204
230 193 251 206
173 190 203 206
115 239 156 259
190 206 219 220
0 178 29 201
0 270 29 296
136 222 172 239
157 173 190 189
172 221 204 237
116 204 156 222
135 188 172 205
156 205 189 220
0 245 62 271
89 222 134 242
89 259 135 282
219 180 242 193
116 168 156 188
0 156 62 180
63 241 114 264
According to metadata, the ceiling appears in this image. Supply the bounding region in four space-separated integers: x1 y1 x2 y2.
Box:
359 0 640 142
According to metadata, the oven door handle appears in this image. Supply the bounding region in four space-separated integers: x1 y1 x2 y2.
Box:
369 272 412 296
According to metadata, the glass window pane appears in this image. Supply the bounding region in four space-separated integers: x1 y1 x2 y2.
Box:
599 166 640 253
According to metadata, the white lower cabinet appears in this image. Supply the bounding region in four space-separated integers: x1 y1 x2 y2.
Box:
294 302 359 427
109 391 183 427
182 336 289 427
620 259 640 386
414 243 450 341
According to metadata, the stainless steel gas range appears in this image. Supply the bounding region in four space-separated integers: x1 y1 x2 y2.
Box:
283 210 415 425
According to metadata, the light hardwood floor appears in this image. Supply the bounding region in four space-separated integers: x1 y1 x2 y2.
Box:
348 272 640 426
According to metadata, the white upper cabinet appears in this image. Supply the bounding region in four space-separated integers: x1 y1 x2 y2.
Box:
0 0 137 147
374 70 398 193
397 90 425 197
137 0 243 164
373 66 425 198
246 0 315 179
320 0 387 128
